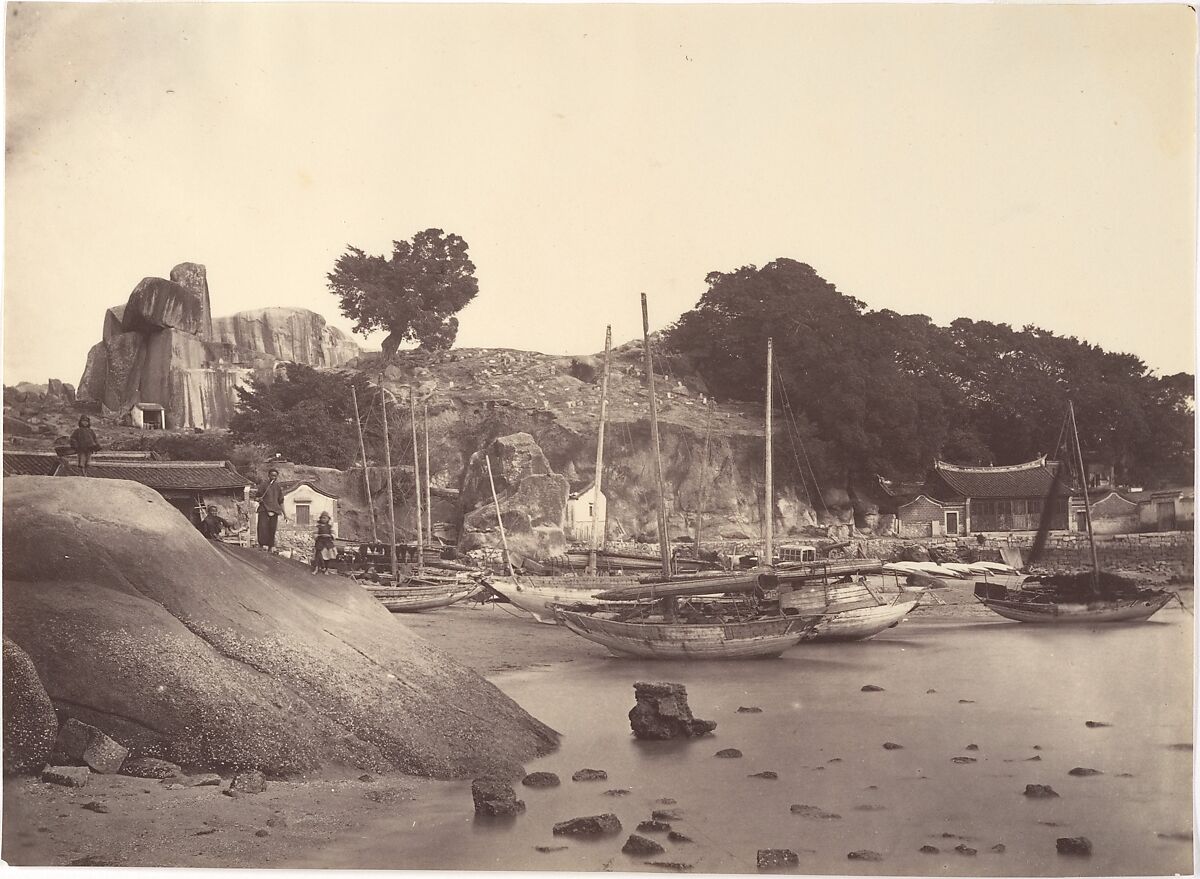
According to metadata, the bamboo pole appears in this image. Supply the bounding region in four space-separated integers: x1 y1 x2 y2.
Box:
1068 401 1101 594
423 403 433 545
485 455 513 576
410 389 423 574
351 386 379 543
764 337 774 569
694 402 714 558
378 384 399 580
641 293 672 578
588 326 612 575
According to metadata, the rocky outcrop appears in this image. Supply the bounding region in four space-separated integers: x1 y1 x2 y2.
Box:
628 682 717 740
2 638 58 775
122 277 211 337
3 476 558 777
210 307 359 368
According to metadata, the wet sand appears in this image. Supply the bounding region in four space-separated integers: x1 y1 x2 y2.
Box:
3 588 1192 873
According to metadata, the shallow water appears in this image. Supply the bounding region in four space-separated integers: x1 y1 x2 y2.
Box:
302 610 1193 875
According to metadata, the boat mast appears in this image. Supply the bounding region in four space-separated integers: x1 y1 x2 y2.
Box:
764 337 774 569
351 385 379 543
588 326 612 576
694 402 714 558
485 455 514 576
378 384 399 580
1068 401 1100 594
642 294 673 578
409 389 424 574
423 403 433 545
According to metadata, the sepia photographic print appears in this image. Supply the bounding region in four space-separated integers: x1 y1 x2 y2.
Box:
2 2 1195 876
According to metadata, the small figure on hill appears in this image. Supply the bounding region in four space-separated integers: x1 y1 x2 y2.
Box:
255 468 286 552
198 505 234 540
69 415 102 476
312 511 336 574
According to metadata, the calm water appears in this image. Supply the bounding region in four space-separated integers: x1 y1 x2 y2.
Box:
302 611 1193 876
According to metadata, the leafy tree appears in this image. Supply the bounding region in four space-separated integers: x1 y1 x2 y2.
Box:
327 228 479 356
230 364 372 469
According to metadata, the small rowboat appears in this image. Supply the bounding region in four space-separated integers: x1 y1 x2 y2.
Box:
553 607 818 659
973 583 1174 624
363 581 478 613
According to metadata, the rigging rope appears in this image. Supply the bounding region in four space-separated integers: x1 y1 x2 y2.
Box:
775 370 829 514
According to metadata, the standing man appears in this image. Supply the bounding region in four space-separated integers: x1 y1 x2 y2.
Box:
256 468 286 552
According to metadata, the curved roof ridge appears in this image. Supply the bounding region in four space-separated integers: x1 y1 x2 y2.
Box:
934 456 1047 474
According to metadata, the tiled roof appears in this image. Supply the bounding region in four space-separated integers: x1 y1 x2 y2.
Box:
3 451 62 477
276 479 340 499
55 460 251 490
930 457 1068 500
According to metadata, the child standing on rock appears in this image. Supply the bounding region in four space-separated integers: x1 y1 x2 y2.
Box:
313 511 335 574
69 415 101 475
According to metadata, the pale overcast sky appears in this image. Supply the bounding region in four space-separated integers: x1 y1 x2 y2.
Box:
5 3 1196 387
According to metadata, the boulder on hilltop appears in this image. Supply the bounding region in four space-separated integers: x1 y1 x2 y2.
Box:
2 476 558 777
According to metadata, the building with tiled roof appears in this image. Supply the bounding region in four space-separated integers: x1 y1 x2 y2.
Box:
54 459 251 526
3 450 62 477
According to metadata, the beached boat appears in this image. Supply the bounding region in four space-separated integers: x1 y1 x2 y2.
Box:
973 402 1174 625
488 574 641 624
779 575 919 641
362 580 479 613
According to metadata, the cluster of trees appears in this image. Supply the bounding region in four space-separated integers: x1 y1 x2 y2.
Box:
664 259 1193 490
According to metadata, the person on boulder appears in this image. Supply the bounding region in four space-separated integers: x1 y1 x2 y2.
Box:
198 505 234 540
312 511 335 574
68 415 102 476
255 469 286 552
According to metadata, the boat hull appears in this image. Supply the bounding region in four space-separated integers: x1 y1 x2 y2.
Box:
553 609 815 659
489 575 637 623
364 584 477 613
807 598 918 641
977 593 1173 624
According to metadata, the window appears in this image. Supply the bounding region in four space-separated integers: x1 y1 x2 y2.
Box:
295 503 311 526
588 503 595 518
945 511 959 535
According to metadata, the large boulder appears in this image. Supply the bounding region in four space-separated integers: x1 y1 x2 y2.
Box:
122 277 209 337
102 304 127 343
2 638 58 775
2 477 558 777
101 331 147 413
209 307 359 367
76 342 109 405
169 262 214 339
460 433 554 513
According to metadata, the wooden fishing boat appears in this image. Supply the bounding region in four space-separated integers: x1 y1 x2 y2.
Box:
488 574 641 624
594 571 766 602
362 580 478 613
553 606 818 659
780 575 919 641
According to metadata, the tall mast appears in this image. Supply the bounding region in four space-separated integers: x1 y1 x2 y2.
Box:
588 326 612 576
642 294 672 578
764 337 774 569
1068 401 1100 595
409 389 424 574
694 402 714 557
378 384 399 580
351 385 379 543
485 455 513 576
423 403 433 544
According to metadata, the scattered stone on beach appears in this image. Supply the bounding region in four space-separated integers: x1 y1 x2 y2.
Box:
1056 836 1093 856
668 831 693 843
53 719 129 775
737 706 763 714
1023 784 1060 798
3 639 58 776
847 850 883 861
958 700 975 704
926 689 937 694
81 801 109 813
749 771 778 779
790 804 841 820
882 742 903 750
656 798 677 805
522 771 560 788
757 849 799 869
951 757 977 764
940 833 969 839
535 845 568 853
603 789 630 797
254 829 270 838
991 844 1007 853
185 774 222 787
623 834 665 856
954 844 977 856
1068 767 1103 777
645 861 693 872
827 758 842 763
864 785 878 790
358 774 374 783
231 770 266 793
221 789 241 798
1038 821 1064 827
715 748 742 758
42 765 89 787
652 809 682 821
861 685 884 692
552 814 622 836
629 682 717 740
1116 772 1134 778
638 820 672 833
919 845 939 854
1085 721 1112 728
69 855 119 867
572 768 608 782
965 744 979 751
471 777 526 817
120 757 181 779
194 828 217 836
1024 756 1042 762
266 816 287 828
853 804 885 812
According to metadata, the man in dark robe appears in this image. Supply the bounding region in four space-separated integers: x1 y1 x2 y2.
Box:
256 469 286 551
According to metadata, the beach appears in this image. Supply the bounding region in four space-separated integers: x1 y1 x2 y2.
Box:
3 588 1193 874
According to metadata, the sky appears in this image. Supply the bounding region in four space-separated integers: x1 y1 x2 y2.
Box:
4 3 1197 388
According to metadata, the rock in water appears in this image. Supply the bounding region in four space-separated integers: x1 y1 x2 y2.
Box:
2 638 58 775
571 768 607 781
715 748 742 758
622 834 665 856
472 777 526 817
1068 767 1103 777
3 477 557 777
1023 784 1060 798
53 718 129 774
629 682 717 740
1056 837 1093 856
552 814 622 836
847 850 883 861
521 771 560 788
757 849 799 869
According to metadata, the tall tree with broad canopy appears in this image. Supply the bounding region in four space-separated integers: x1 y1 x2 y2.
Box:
327 228 479 357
